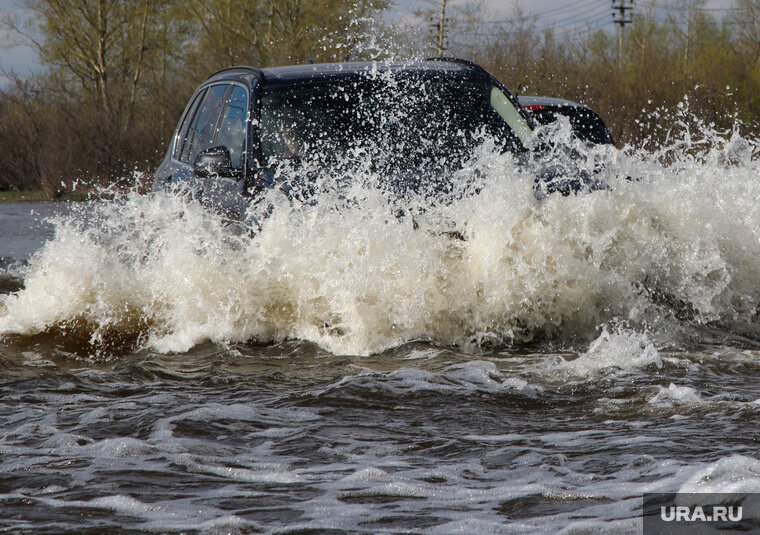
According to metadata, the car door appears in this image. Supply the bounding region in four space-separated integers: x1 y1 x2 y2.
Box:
154 87 207 190
200 83 252 219
157 83 231 196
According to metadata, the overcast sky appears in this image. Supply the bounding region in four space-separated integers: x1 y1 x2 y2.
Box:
0 0 739 79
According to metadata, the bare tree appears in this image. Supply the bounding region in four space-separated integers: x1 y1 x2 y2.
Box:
3 0 168 129
180 0 386 76
665 0 708 73
732 0 760 63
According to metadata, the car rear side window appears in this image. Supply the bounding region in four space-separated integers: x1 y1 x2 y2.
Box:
173 88 206 161
180 84 231 163
215 85 248 170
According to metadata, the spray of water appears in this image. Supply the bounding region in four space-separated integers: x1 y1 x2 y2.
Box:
2 94 760 357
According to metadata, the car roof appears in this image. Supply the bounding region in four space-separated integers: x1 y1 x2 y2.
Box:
207 59 490 88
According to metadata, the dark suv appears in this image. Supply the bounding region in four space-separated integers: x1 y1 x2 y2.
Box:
153 58 536 219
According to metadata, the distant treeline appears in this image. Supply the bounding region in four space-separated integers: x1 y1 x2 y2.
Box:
1 0 759 193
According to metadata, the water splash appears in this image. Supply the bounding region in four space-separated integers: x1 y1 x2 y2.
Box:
2 113 760 356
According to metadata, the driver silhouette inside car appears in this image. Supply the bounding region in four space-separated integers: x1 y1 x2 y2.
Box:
276 110 307 162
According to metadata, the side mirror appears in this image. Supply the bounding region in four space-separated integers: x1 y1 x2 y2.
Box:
193 146 234 178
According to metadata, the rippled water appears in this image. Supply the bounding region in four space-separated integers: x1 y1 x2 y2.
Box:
4 332 760 535
3 125 760 533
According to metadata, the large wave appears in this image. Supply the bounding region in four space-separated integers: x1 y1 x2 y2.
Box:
2 118 760 356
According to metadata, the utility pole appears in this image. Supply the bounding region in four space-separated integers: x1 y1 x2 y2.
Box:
612 0 633 67
436 0 447 57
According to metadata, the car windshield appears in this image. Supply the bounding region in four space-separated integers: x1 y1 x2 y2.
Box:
259 73 532 173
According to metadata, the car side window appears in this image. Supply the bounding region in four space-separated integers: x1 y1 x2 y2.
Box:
180 84 230 164
174 88 206 161
215 85 248 171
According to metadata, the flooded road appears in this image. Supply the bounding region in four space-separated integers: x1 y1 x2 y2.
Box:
2 152 760 535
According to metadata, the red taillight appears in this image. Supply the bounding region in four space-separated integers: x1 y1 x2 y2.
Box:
522 104 545 111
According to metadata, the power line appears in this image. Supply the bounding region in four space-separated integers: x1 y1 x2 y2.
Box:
644 15 740 25
535 4 612 32
551 13 614 38
472 0 735 32
482 0 605 25
453 13 612 40
446 17 611 50
529 0 606 21
446 1 742 43
442 0 660 42
667 5 739 11
480 3 612 34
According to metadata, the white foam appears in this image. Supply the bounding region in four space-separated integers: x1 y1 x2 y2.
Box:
87 494 157 515
195 515 257 535
342 467 393 482
91 437 157 458
2 118 760 355
16 492 259 533
428 518 512 534
550 324 661 377
679 455 760 495
557 518 639 534
187 462 301 484
328 360 539 396
649 383 704 407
